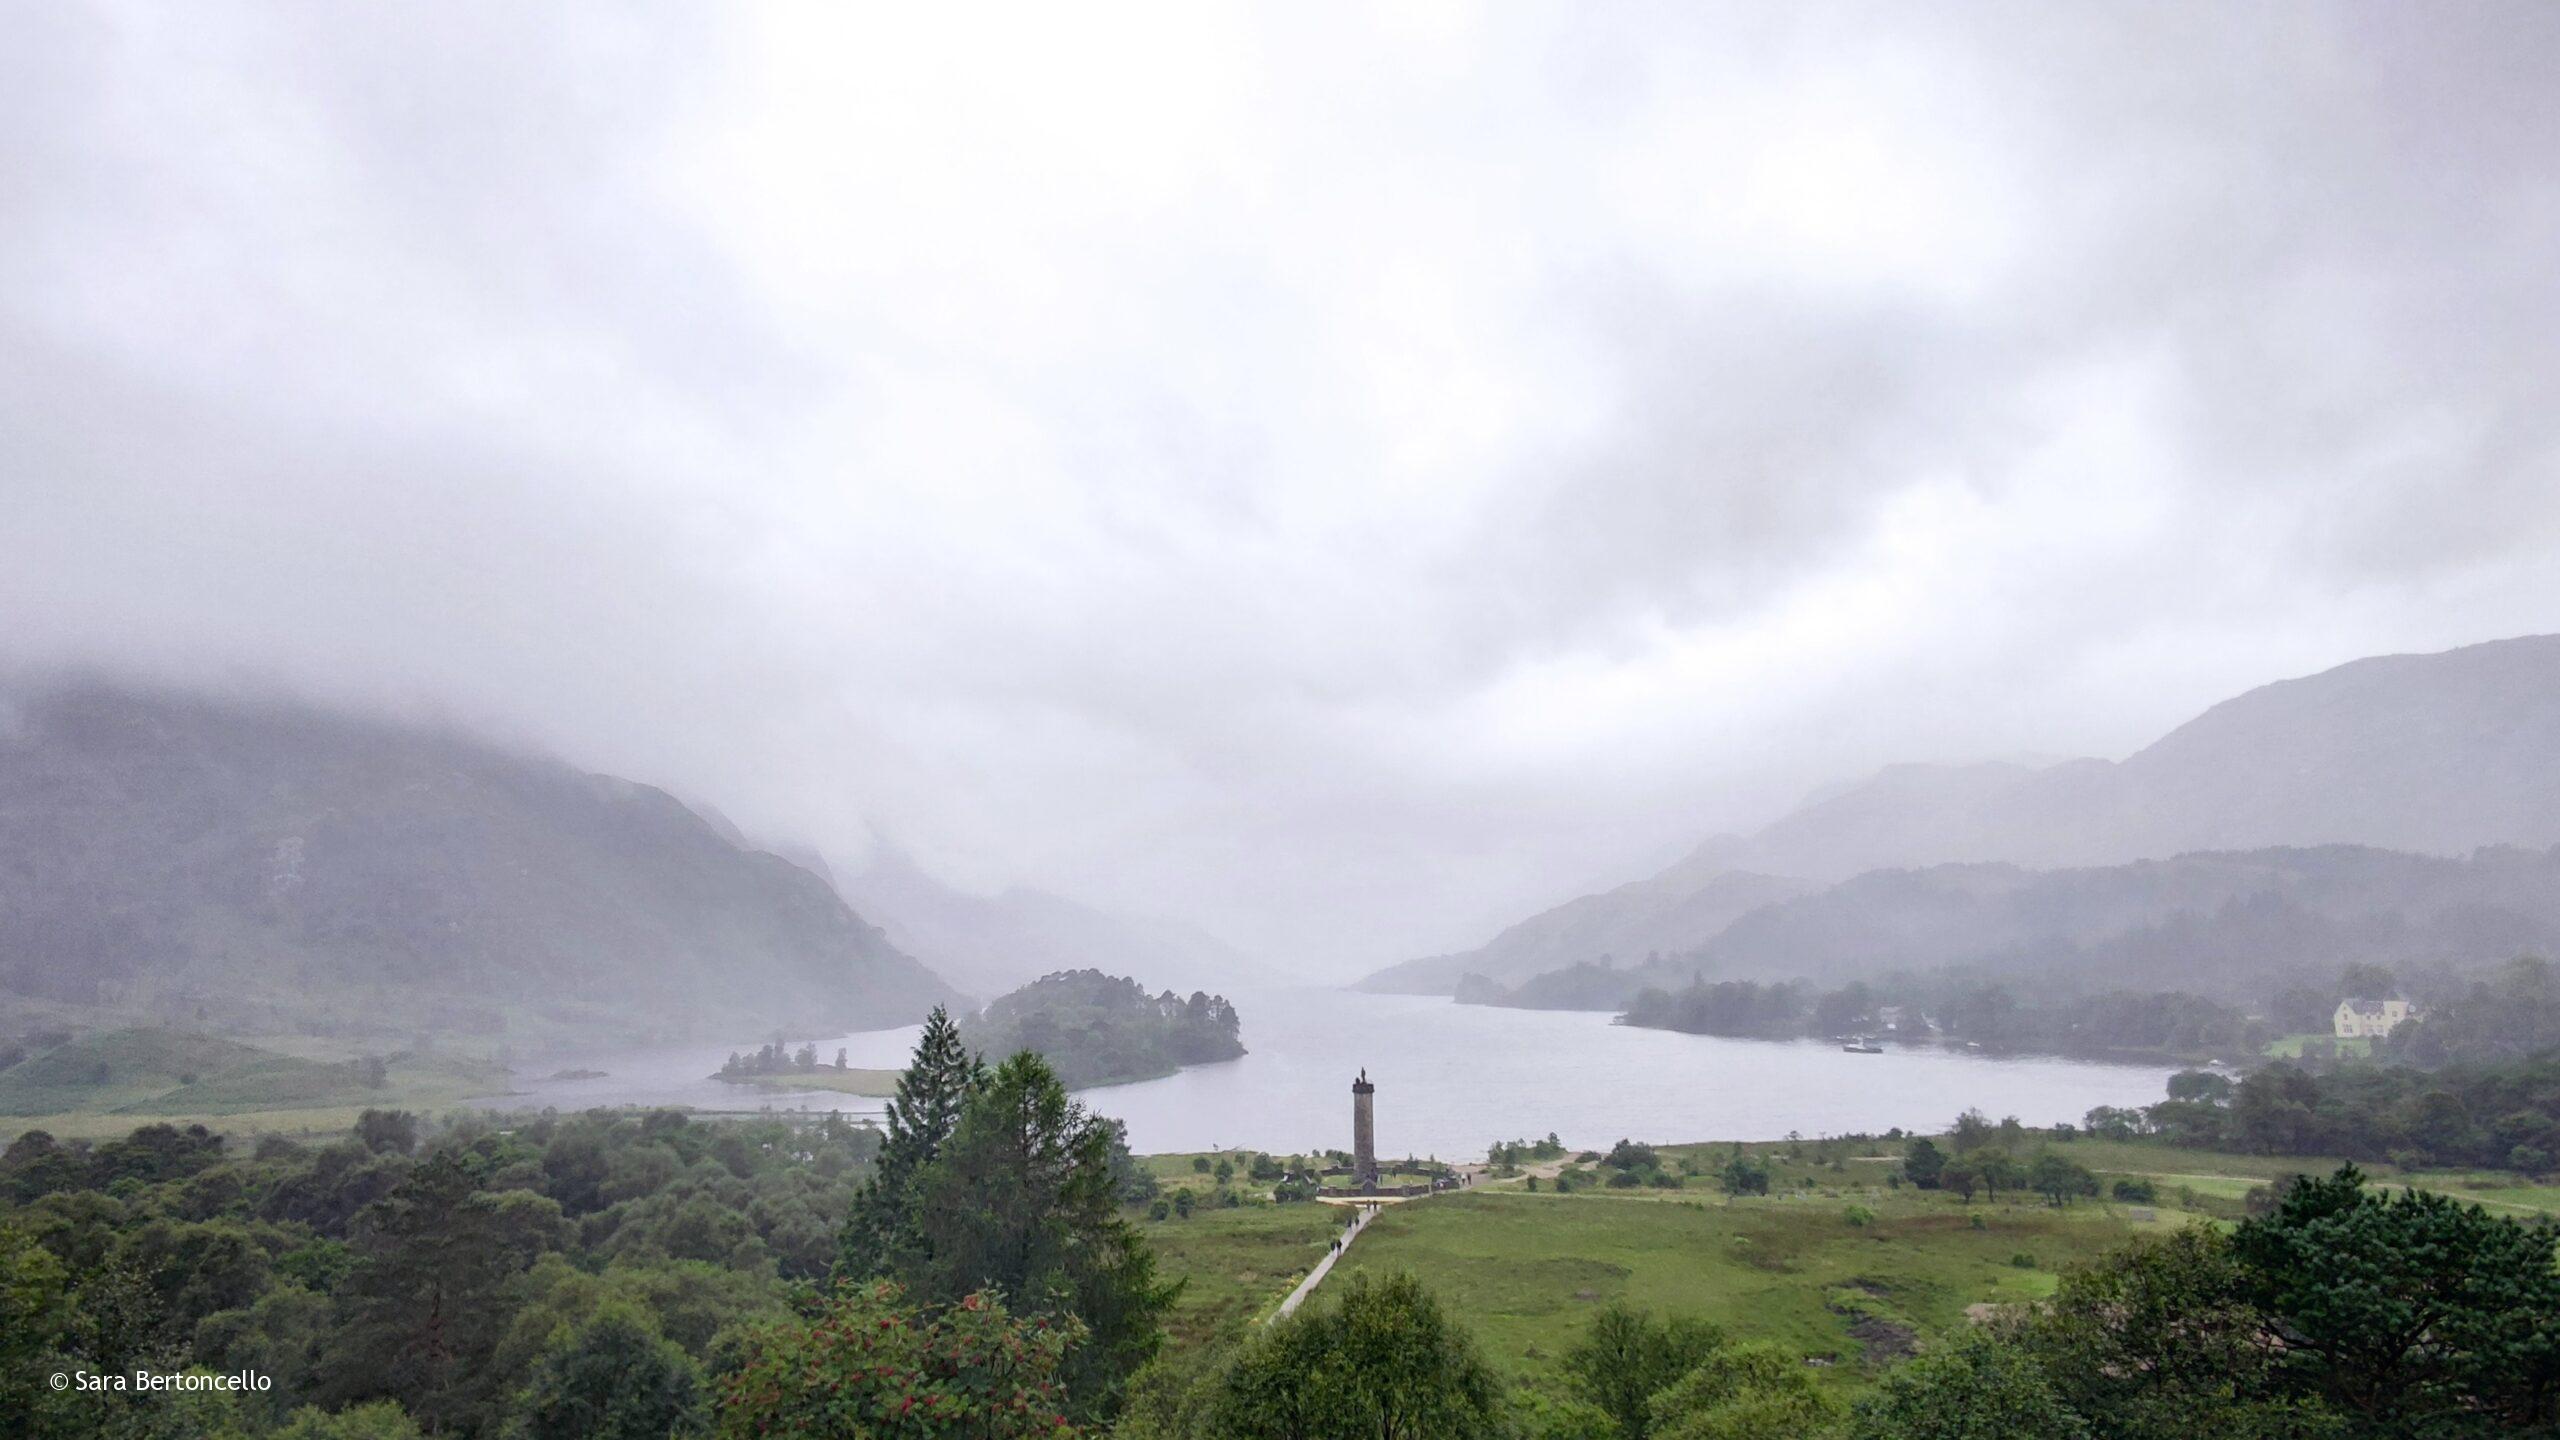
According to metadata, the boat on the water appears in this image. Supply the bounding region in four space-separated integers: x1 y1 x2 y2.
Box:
1841 1037 1883 1054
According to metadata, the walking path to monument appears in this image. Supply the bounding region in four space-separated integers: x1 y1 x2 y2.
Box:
1266 1159 1577 1320
1275 1204 1378 1318
1268 1069 1591 1321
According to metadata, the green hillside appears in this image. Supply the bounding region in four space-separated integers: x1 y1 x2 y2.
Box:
0 1027 503 1126
0 1028 274 1114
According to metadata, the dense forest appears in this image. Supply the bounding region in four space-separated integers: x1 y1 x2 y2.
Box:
0 1008 1170 1438
1618 951 2558 1071
1 1107 873 1436
965 970 1245 1089
1619 973 2259 1062
2111 1052 2560 1175
1995 958 2560 1175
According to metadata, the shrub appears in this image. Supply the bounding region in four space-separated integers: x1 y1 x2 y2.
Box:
1605 1140 1659 1172
1717 1157 1771 1198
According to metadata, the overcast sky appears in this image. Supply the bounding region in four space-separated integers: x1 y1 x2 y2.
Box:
4 2 2557 970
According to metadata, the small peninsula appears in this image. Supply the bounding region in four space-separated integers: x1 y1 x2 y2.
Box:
712 1042 901 1096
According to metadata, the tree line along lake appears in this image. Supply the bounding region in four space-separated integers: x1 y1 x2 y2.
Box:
488 986 2179 1157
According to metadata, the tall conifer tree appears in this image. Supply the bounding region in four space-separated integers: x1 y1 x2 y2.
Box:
905 1052 1178 1423
836 1006 980 1276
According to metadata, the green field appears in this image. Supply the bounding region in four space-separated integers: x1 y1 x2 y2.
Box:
1132 1132 2560 1405
0 1028 506 1139
2263 1032 2375 1060
2061 1136 2560 1216
1318 1187 2150 1394
1139 1201 1352 1346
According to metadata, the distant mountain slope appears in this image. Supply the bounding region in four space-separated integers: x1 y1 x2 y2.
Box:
837 845 1255 1000
1364 634 2560 994
1361 862 1811 994
1730 633 2560 878
0 683 956 1044
1640 844 2560 998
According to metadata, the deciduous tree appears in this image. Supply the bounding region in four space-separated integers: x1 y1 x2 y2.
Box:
1851 1330 2089 1440
1562 1302 1726 1439
518 1302 707 1440
1206 1271 1503 1440
716 1281 1082 1438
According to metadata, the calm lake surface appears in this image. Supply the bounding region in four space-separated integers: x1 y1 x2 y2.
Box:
488 987 2178 1159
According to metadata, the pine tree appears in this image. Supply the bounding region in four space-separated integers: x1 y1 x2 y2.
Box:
321 1151 567 1432
836 1006 981 1278
903 1051 1179 1423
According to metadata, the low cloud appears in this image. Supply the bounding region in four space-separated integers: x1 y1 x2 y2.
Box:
4 2 2555 969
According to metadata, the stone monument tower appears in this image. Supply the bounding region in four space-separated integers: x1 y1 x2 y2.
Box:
1351 1069 1377 1187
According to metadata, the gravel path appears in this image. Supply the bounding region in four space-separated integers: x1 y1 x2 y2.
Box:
1274 1204 1378 1318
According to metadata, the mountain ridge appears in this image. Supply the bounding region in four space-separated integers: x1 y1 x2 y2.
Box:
1363 634 2560 994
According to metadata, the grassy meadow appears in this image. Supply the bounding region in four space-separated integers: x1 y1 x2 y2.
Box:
1138 1130 2560 1403
1142 1201 1356 1347
2263 1032 2376 1060
0 1027 507 1141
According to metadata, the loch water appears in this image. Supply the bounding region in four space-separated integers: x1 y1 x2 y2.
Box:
488 986 2180 1159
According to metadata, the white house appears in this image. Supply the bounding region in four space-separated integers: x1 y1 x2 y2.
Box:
2333 996 2419 1039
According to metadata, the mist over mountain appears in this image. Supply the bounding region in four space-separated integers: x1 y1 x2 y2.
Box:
1370 635 2560 994
834 845 1257 1001
0 682 956 1046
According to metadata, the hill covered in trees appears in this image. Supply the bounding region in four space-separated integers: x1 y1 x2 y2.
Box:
963 970 1244 1089
0 682 956 1051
